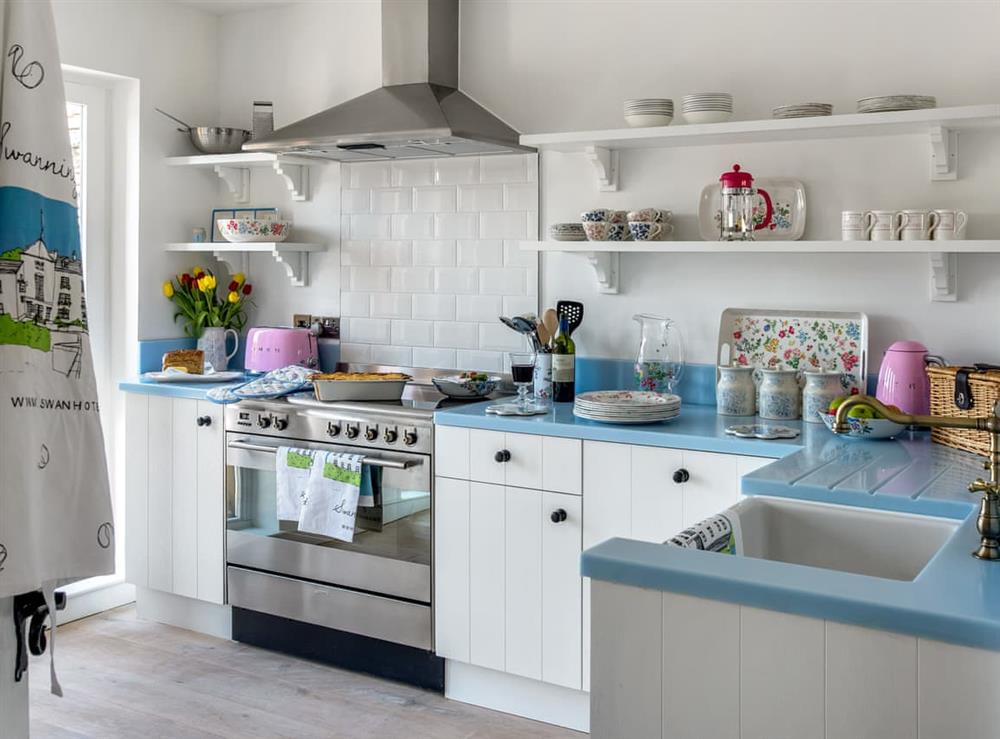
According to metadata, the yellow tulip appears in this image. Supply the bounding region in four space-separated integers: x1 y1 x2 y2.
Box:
228 290 240 304
162 281 174 298
193 265 204 276
233 272 246 285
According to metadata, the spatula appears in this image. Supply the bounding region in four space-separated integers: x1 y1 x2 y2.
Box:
556 300 584 337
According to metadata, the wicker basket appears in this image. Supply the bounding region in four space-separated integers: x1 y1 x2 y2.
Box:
927 365 1000 455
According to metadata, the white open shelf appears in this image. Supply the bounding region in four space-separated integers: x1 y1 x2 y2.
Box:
521 239 1000 300
165 152 324 202
521 104 1000 189
165 241 326 287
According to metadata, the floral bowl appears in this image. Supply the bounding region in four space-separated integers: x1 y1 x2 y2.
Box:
433 374 501 399
217 218 291 243
820 411 905 440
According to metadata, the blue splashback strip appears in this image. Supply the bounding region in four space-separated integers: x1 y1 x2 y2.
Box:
138 337 246 374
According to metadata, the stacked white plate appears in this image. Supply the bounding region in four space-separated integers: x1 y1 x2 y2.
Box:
681 93 733 124
624 98 674 128
772 102 833 119
857 95 936 113
573 390 681 425
548 222 587 241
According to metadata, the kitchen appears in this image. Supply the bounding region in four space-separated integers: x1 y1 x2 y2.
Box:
2 0 1000 737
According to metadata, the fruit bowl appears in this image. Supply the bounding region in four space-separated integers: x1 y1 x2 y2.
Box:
217 218 290 243
432 373 501 399
820 411 906 440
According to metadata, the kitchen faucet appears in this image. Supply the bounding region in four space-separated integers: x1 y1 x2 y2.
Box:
833 395 1000 561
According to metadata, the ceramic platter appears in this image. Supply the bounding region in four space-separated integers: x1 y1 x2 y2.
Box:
573 408 680 424
573 390 681 424
698 178 806 241
716 308 868 393
575 390 680 407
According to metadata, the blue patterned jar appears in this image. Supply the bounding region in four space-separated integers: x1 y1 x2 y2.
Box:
802 370 843 424
758 369 801 420
716 365 756 416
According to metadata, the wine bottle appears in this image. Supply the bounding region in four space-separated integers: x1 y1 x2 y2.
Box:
552 317 576 402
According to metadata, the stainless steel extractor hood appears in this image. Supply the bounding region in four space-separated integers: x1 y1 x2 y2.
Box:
243 0 533 161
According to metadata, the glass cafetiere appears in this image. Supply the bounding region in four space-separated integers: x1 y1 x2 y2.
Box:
718 163 773 241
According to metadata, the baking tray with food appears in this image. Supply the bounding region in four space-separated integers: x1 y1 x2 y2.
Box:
310 372 412 401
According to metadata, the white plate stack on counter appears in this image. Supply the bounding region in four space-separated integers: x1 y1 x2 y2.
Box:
573 390 681 424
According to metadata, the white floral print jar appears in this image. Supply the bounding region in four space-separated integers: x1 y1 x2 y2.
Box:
802 371 843 424
716 365 756 416
758 368 801 420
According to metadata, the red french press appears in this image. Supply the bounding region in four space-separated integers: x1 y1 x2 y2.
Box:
718 163 773 241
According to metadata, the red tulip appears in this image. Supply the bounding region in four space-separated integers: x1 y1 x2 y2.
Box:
181 273 192 286
228 280 239 292
242 283 253 296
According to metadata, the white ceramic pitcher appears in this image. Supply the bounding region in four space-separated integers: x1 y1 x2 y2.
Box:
197 327 239 372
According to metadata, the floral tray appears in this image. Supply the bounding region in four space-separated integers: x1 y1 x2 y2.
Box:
699 178 806 241
717 308 868 392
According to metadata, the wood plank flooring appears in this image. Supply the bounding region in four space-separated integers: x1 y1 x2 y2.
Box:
29 606 584 739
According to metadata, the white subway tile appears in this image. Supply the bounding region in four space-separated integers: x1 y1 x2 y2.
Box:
341 292 371 317
349 266 390 292
342 188 371 214
435 267 479 294
412 293 456 320
372 188 412 214
391 266 434 293
369 345 412 366
391 319 434 347
503 296 538 318
503 182 537 211
392 213 435 239
349 214 391 240
480 211 527 240
412 347 457 370
341 240 371 266
480 323 526 351
526 266 538 297
456 349 503 372
347 162 390 189
412 240 456 267
480 154 527 184
503 239 538 268
435 212 479 239
391 160 434 187
339 343 371 363
434 321 480 349
370 240 412 267
456 294 502 323
480 267 526 295
435 157 480 185
457 239 503 267
371 293 412 319
413 186 457 213
526 211 538 239
347 317 391 344
458 184 503 212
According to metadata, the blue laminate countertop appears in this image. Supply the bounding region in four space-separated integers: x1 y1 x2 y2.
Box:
119 377 247 400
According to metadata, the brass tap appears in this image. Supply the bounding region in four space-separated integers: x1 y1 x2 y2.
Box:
833 395 1000 561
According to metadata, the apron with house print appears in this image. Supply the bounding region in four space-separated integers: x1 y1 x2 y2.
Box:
0 0 114 636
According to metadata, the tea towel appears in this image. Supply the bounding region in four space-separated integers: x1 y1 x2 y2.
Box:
298 452 363 542
666 511 743 555
276 447 317 521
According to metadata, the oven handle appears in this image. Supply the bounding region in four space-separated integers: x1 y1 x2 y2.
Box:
226 439 422 470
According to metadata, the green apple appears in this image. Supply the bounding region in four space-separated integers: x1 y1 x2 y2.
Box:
847 405 876 419
828 396 850 414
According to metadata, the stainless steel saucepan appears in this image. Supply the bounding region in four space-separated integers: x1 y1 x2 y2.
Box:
155 107 251 154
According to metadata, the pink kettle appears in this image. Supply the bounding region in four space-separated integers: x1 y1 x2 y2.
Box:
875 341 944 415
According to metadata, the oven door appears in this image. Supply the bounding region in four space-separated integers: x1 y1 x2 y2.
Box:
225 433 431 603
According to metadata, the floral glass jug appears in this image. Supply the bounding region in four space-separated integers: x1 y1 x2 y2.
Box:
633 314 685 394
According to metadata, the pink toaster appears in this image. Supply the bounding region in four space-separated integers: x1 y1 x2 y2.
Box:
244 327 319 373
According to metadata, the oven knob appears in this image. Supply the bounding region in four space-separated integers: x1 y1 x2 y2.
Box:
256 415 271 429
403 429 418 446
273 416 289 431
345 424 360 439
383 427 399 444
365 425 379 442
326 422 341 437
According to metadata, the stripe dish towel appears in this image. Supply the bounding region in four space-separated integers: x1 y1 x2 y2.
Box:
666 511 743 555
298 452 364 542
276 446 318 520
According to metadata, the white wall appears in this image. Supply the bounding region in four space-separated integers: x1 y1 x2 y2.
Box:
461 0 1000 366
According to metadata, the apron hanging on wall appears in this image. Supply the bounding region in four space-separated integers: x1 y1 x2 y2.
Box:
0 0 114 672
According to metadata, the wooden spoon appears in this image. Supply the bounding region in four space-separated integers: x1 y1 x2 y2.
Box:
536 320 551 348
543 308 558 339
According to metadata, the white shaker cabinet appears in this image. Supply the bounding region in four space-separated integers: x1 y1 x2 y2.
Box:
124 393 226 605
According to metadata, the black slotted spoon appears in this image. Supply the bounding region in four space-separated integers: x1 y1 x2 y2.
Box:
556 300 584 337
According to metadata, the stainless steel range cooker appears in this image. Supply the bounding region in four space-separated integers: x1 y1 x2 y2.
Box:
223 369 463 690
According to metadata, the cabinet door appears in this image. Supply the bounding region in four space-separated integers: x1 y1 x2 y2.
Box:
124 393 149 589
631 445 684 543
468 430 506 485
681 450 740 527
196 401 225 604
434 477 470 661
582 441 632 549
542 437 582 495
171 398 199 599
505 486 542 680
146 395 174 593
541 491 582 689
469 481 505 670
504 432 542 490
435 426 469 480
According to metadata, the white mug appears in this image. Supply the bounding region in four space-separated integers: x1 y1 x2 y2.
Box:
899 209 940 241
930 209 968 241
842 210 874 241
869 210 905 241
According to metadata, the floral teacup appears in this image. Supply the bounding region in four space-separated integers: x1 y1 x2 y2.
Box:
628 221 673 241
583 221 612 240
627 208 672 223
581 209 626 223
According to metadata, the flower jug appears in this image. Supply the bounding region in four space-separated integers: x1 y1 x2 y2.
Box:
633 314 684 394
198 327 239 372
758 368 800 420
717 365 756 416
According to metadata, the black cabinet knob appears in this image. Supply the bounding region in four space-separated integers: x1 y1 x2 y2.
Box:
494 449 511 463
672 468 690 484
550 508 567 523
196 415 211 427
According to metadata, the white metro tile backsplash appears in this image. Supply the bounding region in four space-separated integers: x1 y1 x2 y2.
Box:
341 154 538 371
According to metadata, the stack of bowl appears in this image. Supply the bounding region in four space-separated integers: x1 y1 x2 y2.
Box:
681 93 733 124
623 99 674 128
548 222 587 241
